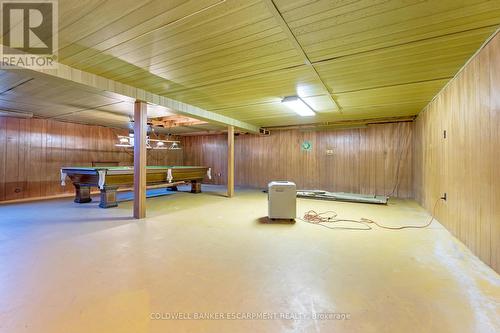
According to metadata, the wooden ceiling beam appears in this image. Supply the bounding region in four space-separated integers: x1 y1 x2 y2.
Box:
150 118 207 128
263 0 343 113
150 114 209 128
157 115 207 123
262 115 417 131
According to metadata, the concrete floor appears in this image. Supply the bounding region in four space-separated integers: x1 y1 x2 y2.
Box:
0 185 499 333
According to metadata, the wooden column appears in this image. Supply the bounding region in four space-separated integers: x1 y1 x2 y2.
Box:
227 125 235 197
134 100 147 219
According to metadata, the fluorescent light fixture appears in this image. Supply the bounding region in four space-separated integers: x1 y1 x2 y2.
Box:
281 96 315 117
116 133 182 150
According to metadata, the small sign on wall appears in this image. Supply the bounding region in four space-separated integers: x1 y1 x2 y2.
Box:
301 140 312 152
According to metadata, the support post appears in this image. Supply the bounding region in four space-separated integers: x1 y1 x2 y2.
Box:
134 100 147 219
227 125 234 198
73 184 92 203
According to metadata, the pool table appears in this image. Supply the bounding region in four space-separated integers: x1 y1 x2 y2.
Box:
60 166 211 208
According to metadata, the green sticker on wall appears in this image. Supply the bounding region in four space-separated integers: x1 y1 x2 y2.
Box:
301 140 312 152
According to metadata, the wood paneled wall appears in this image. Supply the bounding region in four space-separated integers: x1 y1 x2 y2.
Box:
183 122 413 198
0 117 182 202
413 32 499 273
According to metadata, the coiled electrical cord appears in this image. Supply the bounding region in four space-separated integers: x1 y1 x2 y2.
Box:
299 198 440 231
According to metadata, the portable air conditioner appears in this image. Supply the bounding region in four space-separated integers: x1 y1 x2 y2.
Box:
268 181 296 220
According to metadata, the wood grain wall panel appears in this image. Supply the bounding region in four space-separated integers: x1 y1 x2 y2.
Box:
183 122 413 197
477 48 492 267
414 32 499 273
5 118 21 201
183 134 228 185
0 117 183 202
45 120 62 196
489 33 500 273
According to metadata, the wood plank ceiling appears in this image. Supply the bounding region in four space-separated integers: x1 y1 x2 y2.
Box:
0 69 224 134
3 0 500 129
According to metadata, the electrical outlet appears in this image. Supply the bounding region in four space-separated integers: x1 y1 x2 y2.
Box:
326 149 334 156
441 192 447 201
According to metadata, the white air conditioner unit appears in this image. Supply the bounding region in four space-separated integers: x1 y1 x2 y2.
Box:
268 181 296 221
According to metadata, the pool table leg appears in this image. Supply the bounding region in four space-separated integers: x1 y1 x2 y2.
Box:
99 187 118 208
74 184 92 203
191 181 202 193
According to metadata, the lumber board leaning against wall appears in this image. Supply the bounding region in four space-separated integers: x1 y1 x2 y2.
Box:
413 32 500 273
183 122 413 198
0 117 183 202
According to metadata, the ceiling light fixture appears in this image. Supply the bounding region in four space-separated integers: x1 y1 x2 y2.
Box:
281 96 315 117
115 134 182 150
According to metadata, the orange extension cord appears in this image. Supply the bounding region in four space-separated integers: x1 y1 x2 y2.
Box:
299 198 441 231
